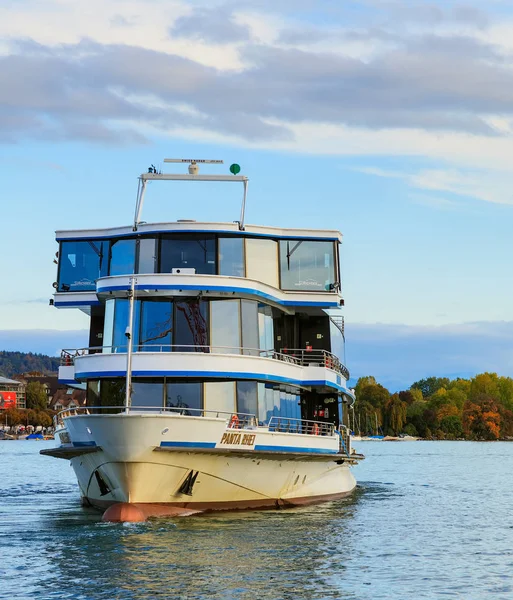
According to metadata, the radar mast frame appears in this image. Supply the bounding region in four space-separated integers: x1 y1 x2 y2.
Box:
133 159 249 232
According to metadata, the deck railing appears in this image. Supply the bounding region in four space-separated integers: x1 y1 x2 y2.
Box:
60 345 349 378
54 407 337 440
278 348 350 380
54 406 258 430
268 416 335 436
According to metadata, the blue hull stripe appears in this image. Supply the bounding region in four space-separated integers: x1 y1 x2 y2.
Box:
160 441 216 449
72 441 97 447
55 300 101 307
158 441 337 454
74 369 349 393
254 445 337 454
97 283 338 308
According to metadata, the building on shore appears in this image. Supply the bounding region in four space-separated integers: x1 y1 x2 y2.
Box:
13 372 60 407
0 376 26 410
49 387 86 412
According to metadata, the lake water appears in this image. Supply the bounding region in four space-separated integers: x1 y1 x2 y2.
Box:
1 440 512 600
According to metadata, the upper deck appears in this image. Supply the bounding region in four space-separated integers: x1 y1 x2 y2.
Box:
54 220 344 310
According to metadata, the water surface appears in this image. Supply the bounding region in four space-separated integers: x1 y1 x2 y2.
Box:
1 440 511 599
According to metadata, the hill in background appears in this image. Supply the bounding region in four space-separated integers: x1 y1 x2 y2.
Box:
0 350 59 379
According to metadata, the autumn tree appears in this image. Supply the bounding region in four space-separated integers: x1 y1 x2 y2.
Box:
462 396 501 440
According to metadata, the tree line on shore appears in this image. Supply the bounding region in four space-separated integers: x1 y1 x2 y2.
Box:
351 373 513 440
2 382 55 429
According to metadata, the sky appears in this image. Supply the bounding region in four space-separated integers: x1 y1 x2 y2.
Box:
2 0 513 389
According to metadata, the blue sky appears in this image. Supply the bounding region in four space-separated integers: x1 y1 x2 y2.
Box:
2 0 513 390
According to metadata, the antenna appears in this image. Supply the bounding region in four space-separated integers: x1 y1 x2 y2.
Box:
163 158 224 175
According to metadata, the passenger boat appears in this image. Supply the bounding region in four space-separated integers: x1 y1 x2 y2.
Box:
41 159 364 522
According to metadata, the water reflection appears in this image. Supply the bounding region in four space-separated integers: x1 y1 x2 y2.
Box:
36 497 361 600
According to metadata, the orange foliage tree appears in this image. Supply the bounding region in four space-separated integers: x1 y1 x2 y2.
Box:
462 396 501 440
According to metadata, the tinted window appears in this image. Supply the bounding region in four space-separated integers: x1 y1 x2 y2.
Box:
166 382 203 414
175 300 208 351
140 300 173 351
279 240 336 291
237 381 258 416
58 240 108 291
99 379 125 412
112 299 140 351
219 237 245 277
110 239 136 276
131 381 164 409
160 235 216 274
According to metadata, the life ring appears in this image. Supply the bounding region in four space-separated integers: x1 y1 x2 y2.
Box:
229 415 239 429
313 423 320 436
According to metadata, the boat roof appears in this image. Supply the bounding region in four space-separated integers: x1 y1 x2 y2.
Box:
56 221 343 243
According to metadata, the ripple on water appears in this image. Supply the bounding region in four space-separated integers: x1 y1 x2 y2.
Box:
1 441 513 599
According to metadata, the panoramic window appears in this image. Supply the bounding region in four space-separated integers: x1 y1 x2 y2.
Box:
110 239 136 276
160 235 216 274
218 237 245 277
58 240 108 292
279 240 336 291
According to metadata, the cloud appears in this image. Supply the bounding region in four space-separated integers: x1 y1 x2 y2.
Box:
170 7 251 43
2 1 513 205
352 165 513 206
1 28 512 147
346 321 513 391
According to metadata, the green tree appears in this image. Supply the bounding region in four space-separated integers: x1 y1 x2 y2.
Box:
355 376 377 399
498 377 513 411
25 382 48 411
411 377 450 398
440 415 463 439
469 373 500 404
385 393 407 434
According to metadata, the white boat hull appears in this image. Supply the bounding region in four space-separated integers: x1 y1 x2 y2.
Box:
49 412 359 519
